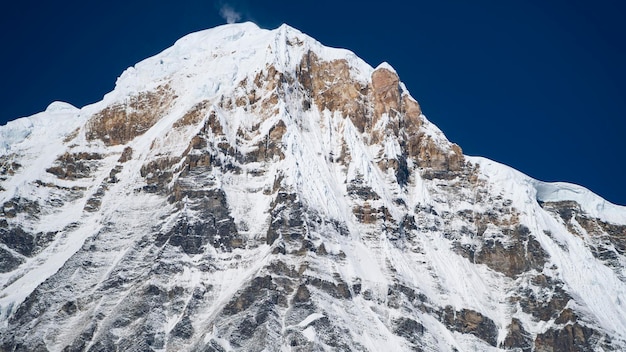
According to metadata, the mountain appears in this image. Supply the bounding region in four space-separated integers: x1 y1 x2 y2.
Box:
1 22 625 352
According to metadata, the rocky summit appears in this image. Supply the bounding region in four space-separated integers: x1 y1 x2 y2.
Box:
1 23 625 352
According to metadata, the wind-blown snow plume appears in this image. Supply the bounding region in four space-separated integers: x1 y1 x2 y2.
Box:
219 4 241 24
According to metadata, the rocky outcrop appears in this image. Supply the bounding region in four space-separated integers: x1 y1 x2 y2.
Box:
540 200 626 279
297 51 367 127
140 156 179 193
46 152 103 180
504 318 533 352
0 227 56 257
1 23 625 352
535 323 597 352
117 146 133 163
296 50 463 180
474 225 547 277
412 135 463 172
86 84 175 146
371 67 402 122
442 306 498 347
0 156 20 179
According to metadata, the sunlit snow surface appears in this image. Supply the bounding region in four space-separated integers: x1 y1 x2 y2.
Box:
470 156 626 337
0 22 625 351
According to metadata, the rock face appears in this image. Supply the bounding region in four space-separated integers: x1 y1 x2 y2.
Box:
1 23 625 352
85 84 175 146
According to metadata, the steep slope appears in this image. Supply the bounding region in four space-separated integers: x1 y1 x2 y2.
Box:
1 22 625 352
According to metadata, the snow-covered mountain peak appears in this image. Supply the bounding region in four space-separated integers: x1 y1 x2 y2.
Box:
109 22 373 104
1 23 625 352
44 101 78 113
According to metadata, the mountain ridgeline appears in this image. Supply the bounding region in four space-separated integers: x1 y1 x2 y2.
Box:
1 23 625 351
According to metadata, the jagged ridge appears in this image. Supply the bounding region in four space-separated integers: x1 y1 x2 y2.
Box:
1 22 625 352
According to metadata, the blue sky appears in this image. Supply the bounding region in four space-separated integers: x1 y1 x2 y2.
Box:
1 0 625 205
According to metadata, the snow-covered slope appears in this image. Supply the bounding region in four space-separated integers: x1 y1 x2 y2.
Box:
1 22 625 352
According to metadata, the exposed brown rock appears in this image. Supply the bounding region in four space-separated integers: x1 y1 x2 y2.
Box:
204 111 224 136
453 204 536 277
371 67 401 123
402 95 422 133
534 323 596 352
173 100 211 128
306 275 352 299
140 156 179 192
555 308 578 324
86 84 175 146
46 152 103 180
118 147 133 163
442 306 498 346
539 201 582 236
295 50 464 178
504 318 533 352
539 200 626 264
347 178 381 201
473 225 548 277
234 77 258 108
410 134 463 172
267 260 299 278
353 202 375 224
249 120 286 162
255 65 281 92
182 152 211 173
512 274 572 322
0 156 21 177
297 51 367 129
63 128 80 143
222 276 275 315
600 221 626 256
189 135 206 150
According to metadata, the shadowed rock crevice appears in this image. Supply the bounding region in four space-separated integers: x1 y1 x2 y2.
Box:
503 318 533 352
393 317 426 348
0 247 24 273
535 322 600 352
513 274 572 322
441 306 498 347
265 192 305 246
475 225 547 277
140 156 180 193
46 152 103 180
0 226 56 258
158 188 242 253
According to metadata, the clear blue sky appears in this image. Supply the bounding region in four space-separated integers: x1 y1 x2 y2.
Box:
1 0 625 205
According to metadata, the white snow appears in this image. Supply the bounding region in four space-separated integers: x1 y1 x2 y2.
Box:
1 21 625 351
375 61 397 74
469 156 626 225
297 313 325 327
532 180 626 224
469 155 626 340
45 101 79 113
0 118 34 152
